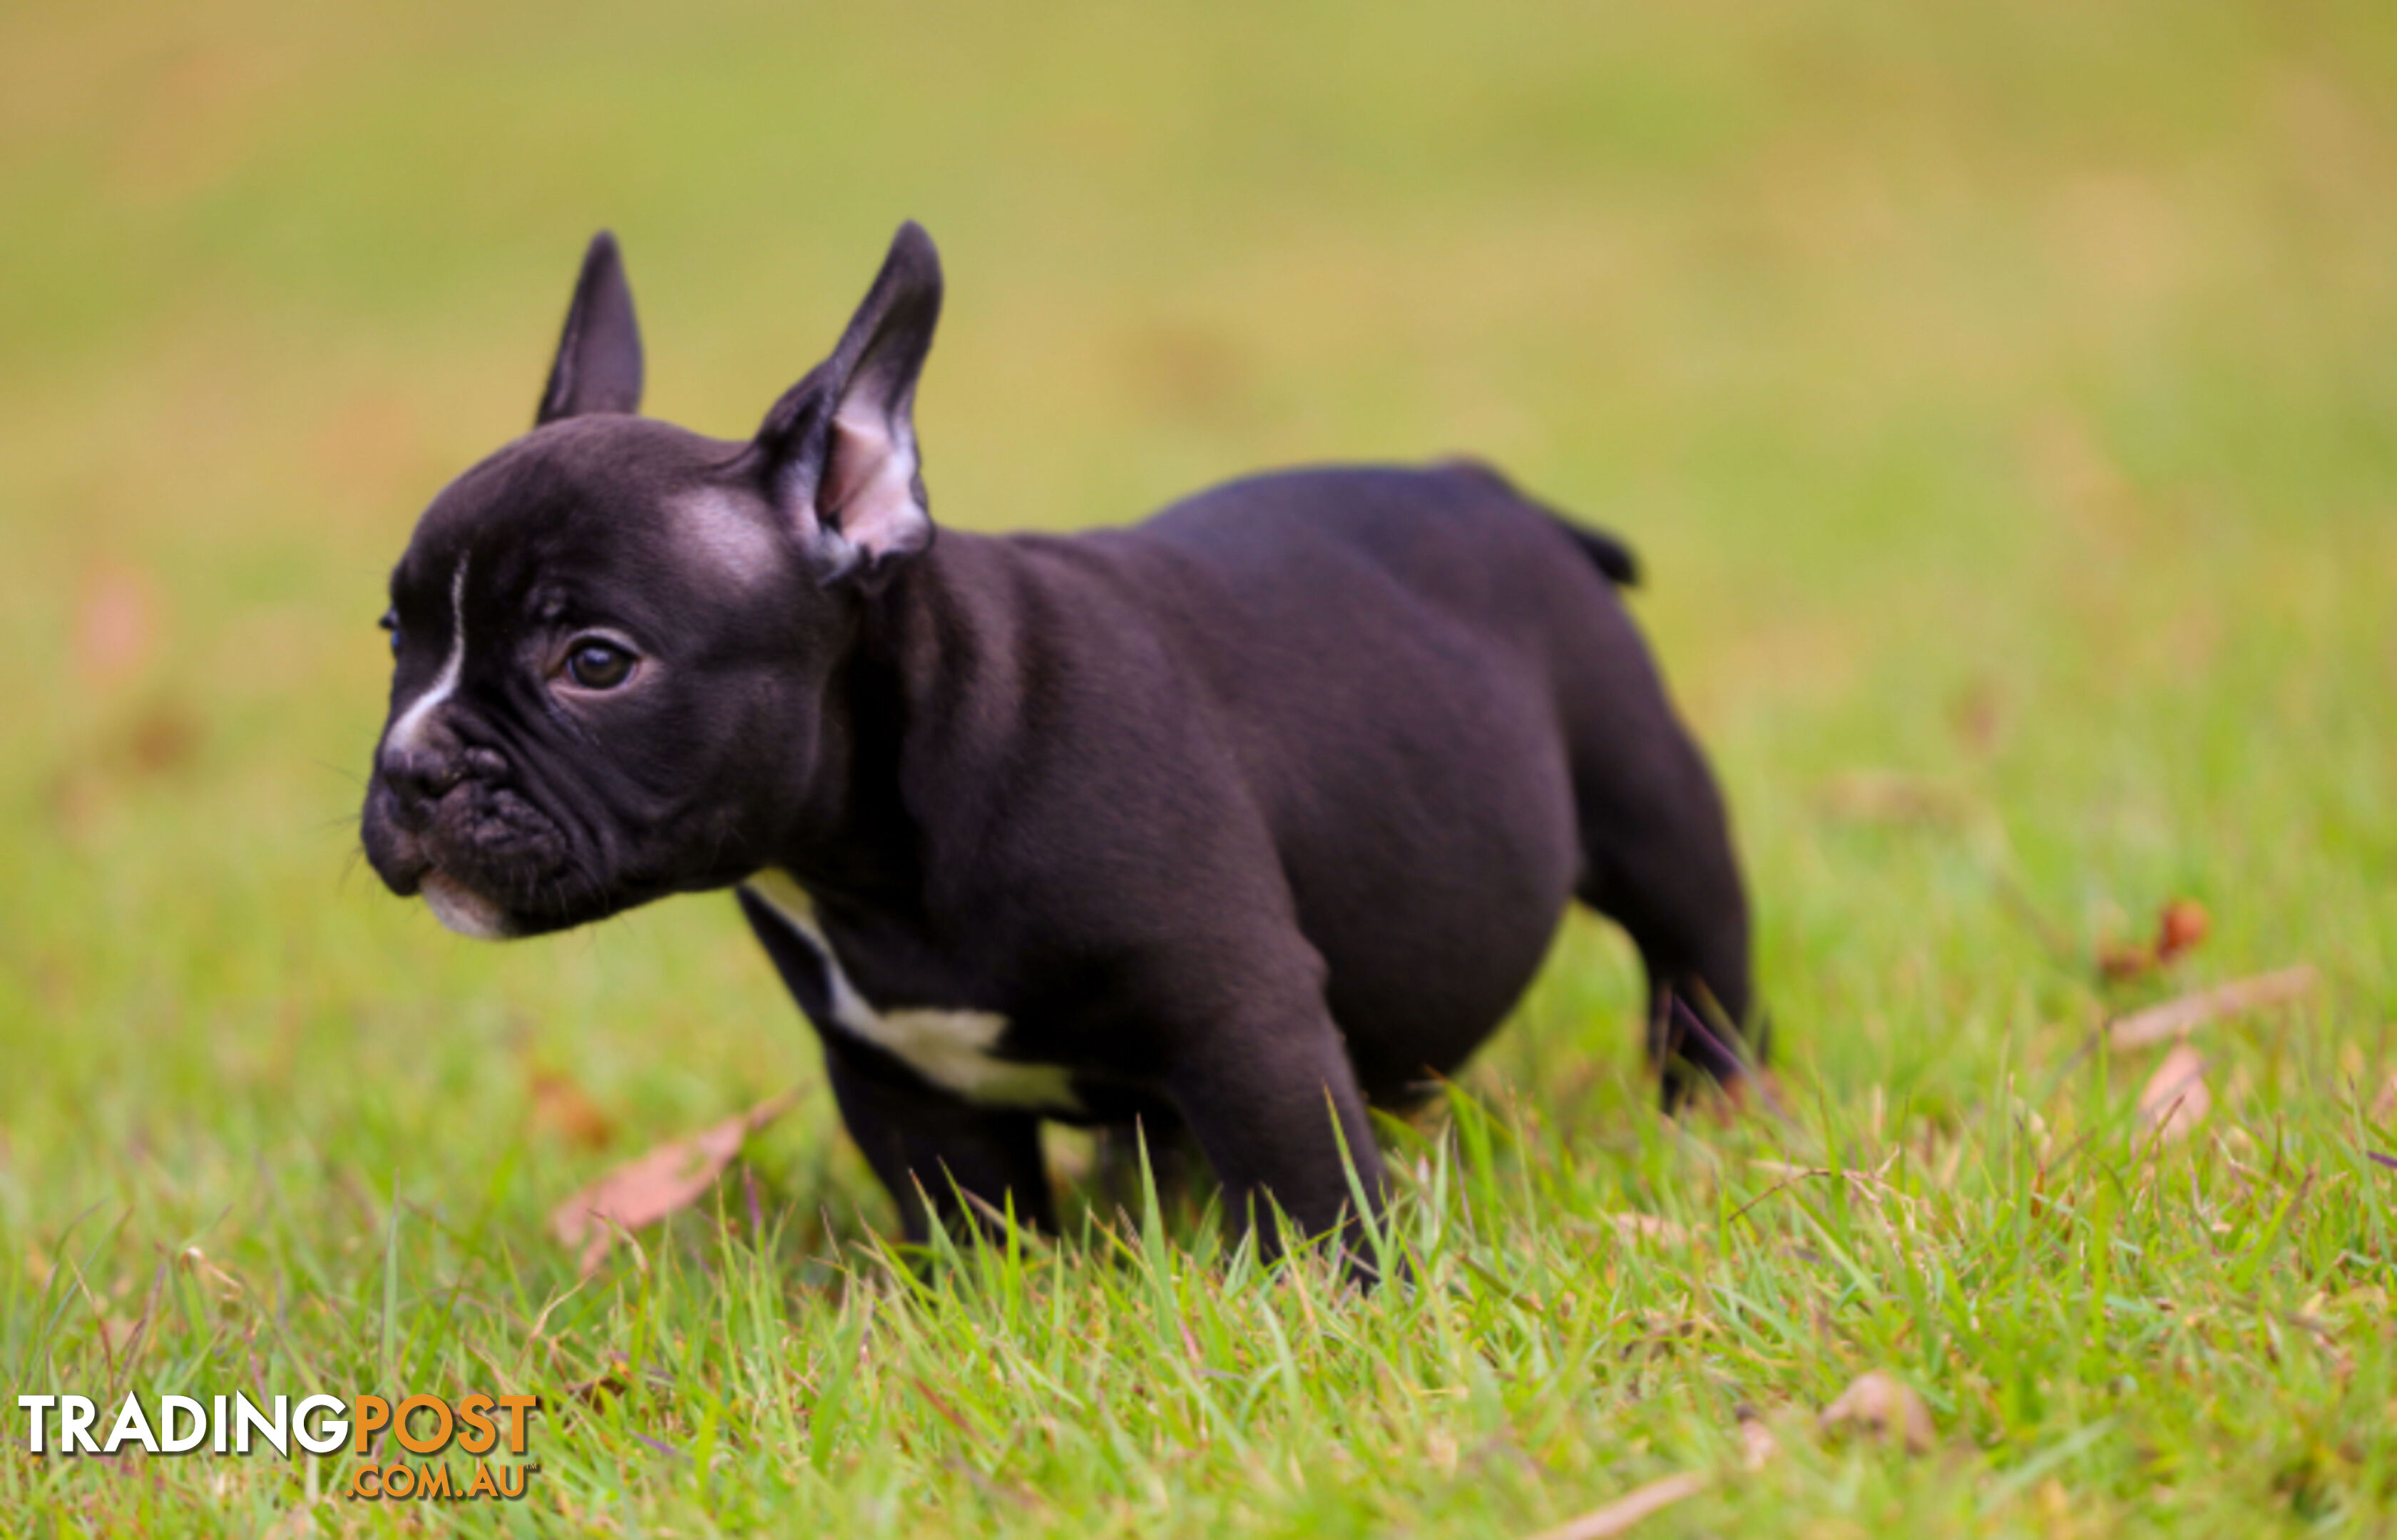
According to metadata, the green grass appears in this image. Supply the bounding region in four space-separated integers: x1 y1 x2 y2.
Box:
3 0 2395 1532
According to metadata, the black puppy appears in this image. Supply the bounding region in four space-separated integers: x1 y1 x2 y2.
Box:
362 223 1755 1259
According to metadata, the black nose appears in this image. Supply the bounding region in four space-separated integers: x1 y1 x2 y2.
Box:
379 744 460 813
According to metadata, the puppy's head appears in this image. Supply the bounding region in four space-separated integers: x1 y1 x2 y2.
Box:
361 224 942 938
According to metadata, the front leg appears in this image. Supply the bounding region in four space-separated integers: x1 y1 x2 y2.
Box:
823 1034 1057 1244
1163 984 1390 1276
740 885 1053 1245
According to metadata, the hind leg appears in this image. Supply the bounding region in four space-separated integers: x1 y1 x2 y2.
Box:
1572 717 1756 1107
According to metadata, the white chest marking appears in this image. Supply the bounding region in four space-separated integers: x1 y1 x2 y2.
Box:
742 870 1080 1112
388 556 469 754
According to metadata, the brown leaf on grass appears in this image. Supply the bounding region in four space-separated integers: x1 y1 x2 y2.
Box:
2097 898 2212 981
2156 899 2210 961
566 1352 670 1405
123 702 203 775
2095 941 2154 982
529 1071 615 1151
48 699 205 837
1525 1472 1709 1540
1819 1370 1935 1454
1734 1405 1781 1472
2107 965 2317 1052
2138 1045 2211 1144
569 1365 629 1405
1608 1213 1693 1246
74 567 159 686
550 1092 798 1276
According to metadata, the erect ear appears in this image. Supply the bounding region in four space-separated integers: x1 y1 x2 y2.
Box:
749 222 942 588
536 231 644 425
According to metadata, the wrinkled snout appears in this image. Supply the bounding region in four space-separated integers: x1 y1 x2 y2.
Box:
377 742 464 821
361 727 557 940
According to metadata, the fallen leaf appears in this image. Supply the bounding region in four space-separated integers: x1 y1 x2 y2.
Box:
551 1092 798 1276
74 567 159 686
1734 1405 1780 1472
2107 965 2316 1052
2138 1045 2210 1144
566 1352 670 1404
2095 940 2156 981
2097 898 2212 981
1608 1213 1692 1246
570 1365 629 1404
529 1071 615 1151
123 702 203 774
2156 899 2209 962
1818 1370 1935 1454
47 699 205 837
1525 1472 1709 1540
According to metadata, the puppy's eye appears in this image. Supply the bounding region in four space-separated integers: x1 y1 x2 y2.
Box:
379 609 399 655
564 640 636 691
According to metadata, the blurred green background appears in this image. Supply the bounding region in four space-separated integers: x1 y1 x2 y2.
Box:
8 0 2396 1233
6 0 2395 1230
1 0 2394 1526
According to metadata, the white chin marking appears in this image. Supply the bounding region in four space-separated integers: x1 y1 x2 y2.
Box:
421 871 513 940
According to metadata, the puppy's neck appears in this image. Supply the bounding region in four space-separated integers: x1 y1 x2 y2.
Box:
762 533 995 912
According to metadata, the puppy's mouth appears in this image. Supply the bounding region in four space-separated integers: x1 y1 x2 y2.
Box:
362 774 572 940
364 824 526 941
362 773 675 940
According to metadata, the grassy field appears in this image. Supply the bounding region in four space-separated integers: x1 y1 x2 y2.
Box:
4 0 2395 1533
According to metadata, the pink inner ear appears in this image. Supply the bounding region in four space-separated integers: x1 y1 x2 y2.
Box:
822 409 929 560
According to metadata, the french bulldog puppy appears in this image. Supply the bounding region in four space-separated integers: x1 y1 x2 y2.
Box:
362 223 1757 1262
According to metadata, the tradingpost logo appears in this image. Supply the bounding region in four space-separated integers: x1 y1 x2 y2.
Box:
17 1390 543 1502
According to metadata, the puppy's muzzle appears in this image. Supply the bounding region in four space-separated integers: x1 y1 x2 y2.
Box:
364 741 562 940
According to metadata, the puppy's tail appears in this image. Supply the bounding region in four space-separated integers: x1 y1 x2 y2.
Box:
1437 456 1640 588
1555 519 1640 589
